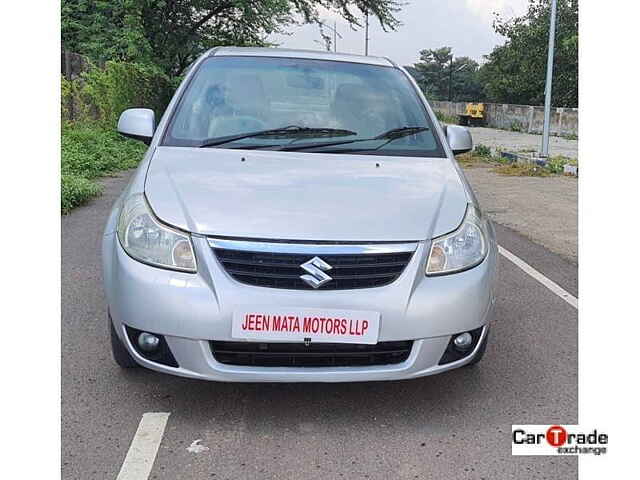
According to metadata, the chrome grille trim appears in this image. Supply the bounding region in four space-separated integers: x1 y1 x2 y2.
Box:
207 237 419 255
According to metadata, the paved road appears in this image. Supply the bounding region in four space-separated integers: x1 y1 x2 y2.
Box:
62 171 578 480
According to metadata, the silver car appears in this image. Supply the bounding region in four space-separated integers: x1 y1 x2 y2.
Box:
103 47 498 382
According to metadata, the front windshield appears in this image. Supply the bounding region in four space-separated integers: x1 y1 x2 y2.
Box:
164 56 443 156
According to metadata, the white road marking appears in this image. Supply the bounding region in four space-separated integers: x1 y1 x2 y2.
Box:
498 245 578 310
116 412 170 480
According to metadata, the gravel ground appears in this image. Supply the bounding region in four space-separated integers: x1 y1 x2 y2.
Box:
469 127 579 159
462 164 578 263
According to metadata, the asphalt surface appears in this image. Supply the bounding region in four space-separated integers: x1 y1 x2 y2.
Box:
62 170 578 480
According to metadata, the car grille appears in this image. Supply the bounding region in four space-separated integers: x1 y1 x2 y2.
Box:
211 341 413 367
212 249 414 290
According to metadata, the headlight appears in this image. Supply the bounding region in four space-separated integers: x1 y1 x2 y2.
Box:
426 205 487 276
117 194 196 272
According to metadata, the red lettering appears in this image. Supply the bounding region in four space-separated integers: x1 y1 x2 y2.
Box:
242 312 373 337
325 318 333 334
350 320 363 335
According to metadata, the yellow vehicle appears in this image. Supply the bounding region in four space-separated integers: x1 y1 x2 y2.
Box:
458 103 485 126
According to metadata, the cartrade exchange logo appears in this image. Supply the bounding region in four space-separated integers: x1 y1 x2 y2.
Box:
512 425 608 456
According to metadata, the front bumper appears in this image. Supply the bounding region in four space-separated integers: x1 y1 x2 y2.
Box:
103 234 497 382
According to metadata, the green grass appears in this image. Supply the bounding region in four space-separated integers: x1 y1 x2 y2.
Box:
61 124 146 213
434 110 458 124
473 144 492 158
456 149 578 177
546 155 577 174
455 152 485 168
509 120 524 132
491 163 552 177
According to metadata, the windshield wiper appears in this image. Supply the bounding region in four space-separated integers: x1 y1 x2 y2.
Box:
199 126 357 148
275 126 430 152
374 126 430 140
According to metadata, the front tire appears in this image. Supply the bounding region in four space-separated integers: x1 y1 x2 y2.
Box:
109 315 138 368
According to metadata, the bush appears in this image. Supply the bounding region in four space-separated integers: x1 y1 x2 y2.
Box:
61 124 146 213
434 110 458 124
82 61 173 125
509 120 524 132
61 75 73 122
61 174 102 214
60 60 166 212
65 61 174 126
546 155 577 174
473 144 492 157
62 125 145 178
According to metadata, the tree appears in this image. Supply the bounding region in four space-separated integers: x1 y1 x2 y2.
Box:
410 47 483 102
402 65 422 84
62 0 403 76
478 0 578 107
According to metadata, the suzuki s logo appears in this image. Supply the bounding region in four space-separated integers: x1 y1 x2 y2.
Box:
300 256 333 289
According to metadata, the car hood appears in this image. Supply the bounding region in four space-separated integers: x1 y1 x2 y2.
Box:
145 147 469 242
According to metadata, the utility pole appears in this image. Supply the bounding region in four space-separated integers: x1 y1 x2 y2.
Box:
318 21 342 52
364 9 370 55
448 57 453 102
541 0 558 158
448 56 469 103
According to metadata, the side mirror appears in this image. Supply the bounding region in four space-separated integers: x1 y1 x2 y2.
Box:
117 108 155 145
446 125 473 155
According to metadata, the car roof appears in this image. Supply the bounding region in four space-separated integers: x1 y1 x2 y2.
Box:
208 46 396 68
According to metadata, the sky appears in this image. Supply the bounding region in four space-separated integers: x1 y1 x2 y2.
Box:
269 0 529 66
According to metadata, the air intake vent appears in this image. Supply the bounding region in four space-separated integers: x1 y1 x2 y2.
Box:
211 341 413 367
